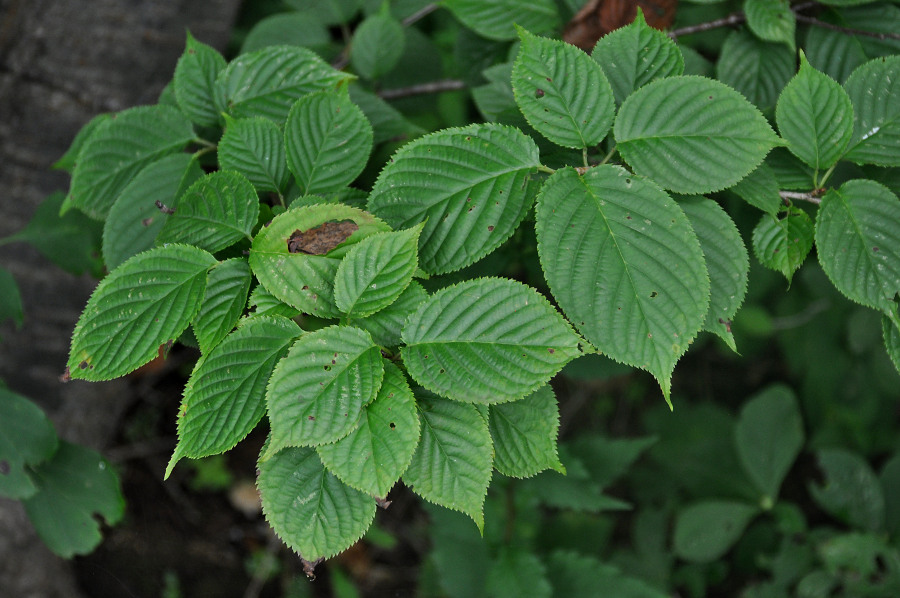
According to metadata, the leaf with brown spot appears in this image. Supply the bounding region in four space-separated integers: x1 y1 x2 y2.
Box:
287 220 359 255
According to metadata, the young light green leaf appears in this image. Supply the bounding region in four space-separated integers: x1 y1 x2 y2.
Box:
815 179 900 321
215 45 352 124
193 258 252 354
716 31 795 113
173 31 227 127
591 9 684 105
403 392 493 531
535 166 709 400
884 315 900 375
265 326 384 457
367 124 541 274
730 163 782 215
674 501 759 563
489 385 565 478
843 56 900 166
22 442 124 558
52 113 112 172
775 53 854 171
156 170 259 253
249 204 390 318
67 105 195 219
353 281 427 347
218 116 290 194
443 0 559 41
512 28 615 148
753 208 814 284
258 446 375 560
744 0 796 50
615 76 779 193
809 448 885 532
680 196 749 352
166 316 301 477
334 223 423 317
486 548 552 598
103 153 203 270
402 278 583 404
0 388 58 500
735 384 804 501
285 88 374 195
350 12 405 80
317 361 419 497
68 244 216 381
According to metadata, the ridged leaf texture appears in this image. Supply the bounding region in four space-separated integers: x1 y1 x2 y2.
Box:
173 32 227 127
192 258 252 354
52 113 111 173
218 116 290 194
535 166 709 400
285 88 374 195
249 204 390 318
815 179 900 323
166 316 301 477
367 124 541 274
715 31 794 112
403 392 493 531
258 446 375 560
350 12 405 80
0 388 58 500
68 244 216 381
843 56 900 166
334 224 423 318
614 76 779 194
265 326 384 457
752 208 814 284
353 281 428 347
883 316 900 375
67 105 195 219
489 385 565 478
443 0 559 41
317 362 420 497
744 0 796 50
512 28 615 149
591 9 684 105
730 163 782 215
775 53 853 171
156 170 259 253
247 284 301 320
402 278 583 404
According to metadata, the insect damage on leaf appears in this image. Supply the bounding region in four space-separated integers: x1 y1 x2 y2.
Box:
287 220 359 255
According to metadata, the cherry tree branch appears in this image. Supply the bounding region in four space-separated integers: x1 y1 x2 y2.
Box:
780 190 823 205
377 78 466 99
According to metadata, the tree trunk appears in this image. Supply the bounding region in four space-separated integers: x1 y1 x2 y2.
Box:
0 1 240 595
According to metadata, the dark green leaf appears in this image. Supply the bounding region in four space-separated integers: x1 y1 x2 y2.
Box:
486 548 552 598
674 501 759 562
744 0 796 49
52 113 112 173
716 31 794 112
843 55 900 166
0 388 58 499
193 258 252 354
730 163 783 215
351 13 405 80
218 116 290 194
753 208 814 284
241 13 331 55
174 32 227 127
353 280 427 347
809 448 885 531
443 0 560 41
0 266 23 335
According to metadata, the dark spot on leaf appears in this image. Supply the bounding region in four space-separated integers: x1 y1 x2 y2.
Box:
0 460 9 475
546 77 552 82
287 220 358 254
650 291 658 298
344 412 348 417
625 178 631 184
718 318 733 333
389 422 396 430
302 285 309 290
874 247 880 252
79 361 89 370
331 359 336 365
708 95 713 100
141 217 153 226
548 348 555 353
626 215 632 220
439 368 445 374
535 88 545 98
308 415 315 421
488 225 495 231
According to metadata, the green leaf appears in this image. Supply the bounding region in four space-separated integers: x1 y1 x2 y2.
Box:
284 88 374 195
735 384 804 500
489 385 564 478
752 208 814 284
22 441 124 558
776 52 855 171
174 31 227 127
0 266 23 335
247 283 301 319
884 315 900 375
744 0 796 49
522 450 629 512
351 12 405 80
615 76 779 193
674 501 759 563
766 147 815 190
443 0 560 41
403 392 493 531
317 361 419 497
265 326 384 456
193 258 252 354
166 316 300 476
68 244 216 380
535 166 709 400
348 84 424 144
568 434 657 488
353 281 428 347
67 105 195 219
546 551 669 598
715 31 795 113
486 547 552 598
52 113 112 172
215 45 352 124
258 446 375 560
218 116 290 194
815 179 900 320
156 170 259 253
730 163 783 215
103 153 203 270
367 123 541 274
805 20 868 84
402 277 582 404
241 13 331 54
843 56 900 166
591 9 684 105
809 448 885 532
334 224 423 317
680 196 749 351
249 204 390 318
0 389 58 499
512 28 615 149
286 0 361 24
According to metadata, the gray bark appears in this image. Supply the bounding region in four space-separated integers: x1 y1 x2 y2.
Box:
0 1 240 596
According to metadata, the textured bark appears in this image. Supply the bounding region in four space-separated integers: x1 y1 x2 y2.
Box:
0 1 240 596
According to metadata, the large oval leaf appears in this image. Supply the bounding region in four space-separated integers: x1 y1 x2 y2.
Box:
715 31 794 113
350 12 405 80
402 277 583 404
68 244 216 380
744 0 796 50
843 55 900 166
674 501 759 563
489 385 565 479
614 76 779 194
218 116 290 194
367 124 541 274
173 32 227 127
752 208 814 284
535 166 709 400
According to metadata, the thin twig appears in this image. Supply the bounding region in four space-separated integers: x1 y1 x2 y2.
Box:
332 3 440 70
377 79 466 99
402 3 439 26
668 12 745 39
780 190 822 205
794 13 900 40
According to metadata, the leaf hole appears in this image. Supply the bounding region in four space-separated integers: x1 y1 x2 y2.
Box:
302 285 309 290
488 225 495 231
548 348 555 353
650 291 658 298
439 368 445 374
324 365 331 371
389 422 396 430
